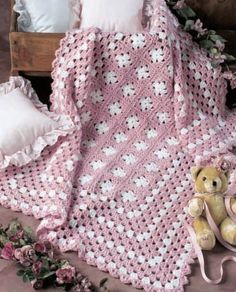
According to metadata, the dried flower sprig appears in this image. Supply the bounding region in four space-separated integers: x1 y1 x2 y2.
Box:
165 0 236 72
0 219 108 291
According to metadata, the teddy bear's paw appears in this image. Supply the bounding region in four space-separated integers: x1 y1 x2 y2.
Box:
221 217 236 245
188 198 204 218
197 230 216 250
231 199 236 215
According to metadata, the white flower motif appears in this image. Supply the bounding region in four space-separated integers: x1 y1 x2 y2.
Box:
100 180 113 193
146 128 158 139
102 146 116 156
112 167 126 178
95 121 109 134
90 89 104 104
82 139 96 148
74 74 86 88
95 59 103 68
155 147 170 159
80 43 88 51
104 71 118 84
61 70 69 78
108 101 122 116
131 34 146 49
126 115 140 129
122 154 136 165
134 141 148 151
66 160 74 171
150 48 165 63
90 160 105 170
145 162 158 172
114 132 127 143
76 100 83 108
167 65 174 77
134 176 149 187
115 32 124 40
153 81 167 96
81 111 92 124
80 175 93 185
166 137 179 146
136 66 150 80
157 112 170 124
122 83 135 97
108 42 116 50
121 191 137 202
115 54 132 68
140 97 153 111
88 32 96 41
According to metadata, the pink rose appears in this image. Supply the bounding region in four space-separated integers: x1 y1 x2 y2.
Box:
215 157 232 172
14 245 37 266
33 242 47 254
1 242 15 260
193 19 207 36
32 261 43 275
56 265 76 284
222 71 236 90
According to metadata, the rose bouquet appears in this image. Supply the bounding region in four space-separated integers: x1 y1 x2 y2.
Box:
0 219 109 291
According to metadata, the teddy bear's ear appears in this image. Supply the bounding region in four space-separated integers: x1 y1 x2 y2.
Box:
191 166 203 181
225 171 230 180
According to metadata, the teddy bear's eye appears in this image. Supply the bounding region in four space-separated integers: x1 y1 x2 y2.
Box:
202 177 207 181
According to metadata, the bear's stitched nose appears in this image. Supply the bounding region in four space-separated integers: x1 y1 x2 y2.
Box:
212 181 217 187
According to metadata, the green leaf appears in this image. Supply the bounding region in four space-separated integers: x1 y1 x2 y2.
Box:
200 39 214 50
0 235 9 246
209 34 226 43
19 239 26 246
23 273 30 283
225 53 236 62
184 20 194 31
16 270 25 277
23 227 34 241
28 274 36 281
42 257 50 269
39 271 56 279
7 219 22 237
177 7 196 19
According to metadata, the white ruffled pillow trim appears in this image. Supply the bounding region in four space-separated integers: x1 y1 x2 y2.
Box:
0 76 75 169
69 0 81 28
13 0 33 32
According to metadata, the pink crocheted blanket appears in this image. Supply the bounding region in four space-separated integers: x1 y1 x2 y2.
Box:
1 0 236 291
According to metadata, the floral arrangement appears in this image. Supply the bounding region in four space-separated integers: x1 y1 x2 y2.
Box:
0 219 109 291
164 0 236 88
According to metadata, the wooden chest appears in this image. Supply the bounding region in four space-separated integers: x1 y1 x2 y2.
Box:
9 0 236 76
9 0 64 76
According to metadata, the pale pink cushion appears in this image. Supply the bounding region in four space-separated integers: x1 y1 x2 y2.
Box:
0 77 74 169
80 0 144 33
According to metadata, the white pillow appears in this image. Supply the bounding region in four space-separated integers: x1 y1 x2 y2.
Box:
0 77 74 169
79 0 144 33
14 0 80 33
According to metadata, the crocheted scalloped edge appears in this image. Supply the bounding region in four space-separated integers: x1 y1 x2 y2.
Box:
69 0 81 28
35 201 197 292
0 76 75 169
13 0 33 32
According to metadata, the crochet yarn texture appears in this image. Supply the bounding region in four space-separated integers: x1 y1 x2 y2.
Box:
1 0 236 291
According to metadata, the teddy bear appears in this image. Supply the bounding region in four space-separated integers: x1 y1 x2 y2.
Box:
188 159 236 250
